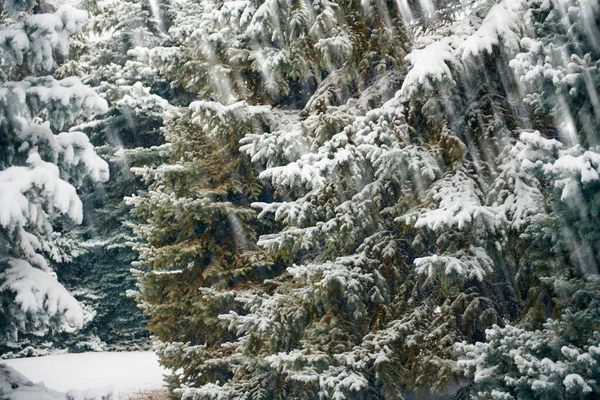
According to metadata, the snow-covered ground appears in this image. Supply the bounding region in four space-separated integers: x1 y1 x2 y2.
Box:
2 351 167 398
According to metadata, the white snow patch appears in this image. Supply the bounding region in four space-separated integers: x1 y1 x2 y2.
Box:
2 351 167 397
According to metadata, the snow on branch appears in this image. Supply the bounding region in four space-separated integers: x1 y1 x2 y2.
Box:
516 131 600 201
459 0 527 59
0 259 86 335
0 164 83 231
400 169 496 232
400 37 459 98
0 76 108 132
400 0 530 99
0 5 88 71
414 246 494 285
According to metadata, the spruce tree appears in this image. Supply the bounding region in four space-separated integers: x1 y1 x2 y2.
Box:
0 0 109 351
47 0 174 351
1 0 175 355
128 0 600 398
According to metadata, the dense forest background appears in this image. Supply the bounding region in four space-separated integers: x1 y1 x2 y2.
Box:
1 0 600 398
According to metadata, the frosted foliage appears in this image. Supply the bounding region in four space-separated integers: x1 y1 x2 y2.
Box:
240 109 306 168
492 141 546 231
56 131 110 183
189 100 270 124
0 136 107 269
414 247 494 284
179 383 233 400
0 161 99 337
1 0 36 17
516 131 600 201
456 324 600 399
0 5 88 71
251 77 445 261
139 0 368 99
400 0 530 99
0 76 109 132
319 368 369 399
256 97 430 202
0 164 82 258
189 100 270 141
563 374 593 394
225 291 306 341
264 352 320 385
0 259 85 335
315 34 353 67
128 0 600 396
263 350 371 398
259 156 327 191
401 37 459 98
220 257 376 356
114 82 171 121
288 257 374 319
508 0 600 146
402 170 496 232
399 13 480 98
241 0 353 83
459 0 526 59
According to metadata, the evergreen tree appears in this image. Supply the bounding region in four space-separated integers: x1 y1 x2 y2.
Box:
127 100 273 392
1 0 174 355
0 0 109 350
127 0 600 398
46 0 174 352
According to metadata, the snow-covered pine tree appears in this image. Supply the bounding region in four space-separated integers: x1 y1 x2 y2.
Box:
0 0 109 350
454 0 600 396
127 100 274 393
40 0 177 352
129 0 600 398
56 82 172 351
